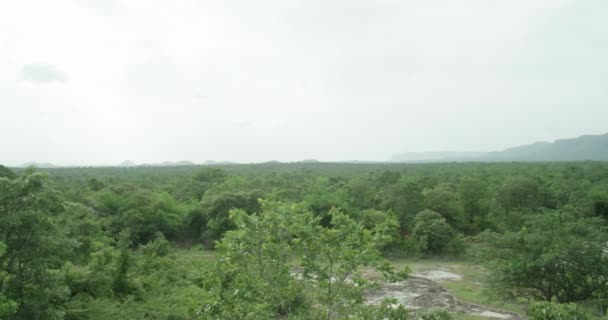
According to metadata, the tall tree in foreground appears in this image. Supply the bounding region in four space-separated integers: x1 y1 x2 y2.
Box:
202 200 409 319
203 201 312 318
0 170 73 319
299 207 409 319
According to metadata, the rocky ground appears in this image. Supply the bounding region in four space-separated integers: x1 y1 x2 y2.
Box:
364 270 524 319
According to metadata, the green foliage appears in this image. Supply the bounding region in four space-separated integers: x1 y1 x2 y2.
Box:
64 246 213 320
188 167 228 200
412 210 457 255
0 242 18 318
480 211 608 302
57 202 110 263
354 299 410 319
357 208 393 229
0 166 15 179
4 162 608 319
140 232 170 257
63 245 116 300
416 309 453 320
299 208 405 319
93 186 185 245
198 190 261 246
376 178 425 234
112 230 134 298
202 200 408 319
302 176 349 227
497 176 540 211
202 201 312 318
457 177 492 232
86 178 105 192
423 184 466 230
587 183 608 219
0 171 73 319
528 301 591 320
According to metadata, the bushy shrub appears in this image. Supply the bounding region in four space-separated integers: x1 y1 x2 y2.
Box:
141 232 170 257
528 301 591 320
416 308 453 320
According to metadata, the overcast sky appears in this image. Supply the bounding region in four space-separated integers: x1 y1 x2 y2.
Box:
1 0 607 165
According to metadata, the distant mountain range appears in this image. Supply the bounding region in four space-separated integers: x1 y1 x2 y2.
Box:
11 133 608 167
392 133 608 162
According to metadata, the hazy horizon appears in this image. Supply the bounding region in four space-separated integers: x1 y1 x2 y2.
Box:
2 0 607 166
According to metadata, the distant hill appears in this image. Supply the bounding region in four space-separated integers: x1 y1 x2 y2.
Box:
118 160 137 167
261 160 282 164
139 161 196 167
393 133 608 162
203 160 236 165
391 152 484 162
20 162 59 168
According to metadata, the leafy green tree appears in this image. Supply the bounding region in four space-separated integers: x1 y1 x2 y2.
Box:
458 177 492 232
0 171 73 319
202 201 312 318
198 190 261 246
303 177 349 227
300 208 409 319
62 244 116 302
480 211 608 302
0 166 15 179
112 230 134 297
377 179 425 235
86 178 105 192
412 210 456 255
0 242 18 318
187 167 228 201
93 186 185 245
356 209 392 228
345 176 377 210
497 176 540 211
422 184 466 231
140 232 170 257
586 184 608 219
57 202 110 263
202 201 408 319
375 171 402 186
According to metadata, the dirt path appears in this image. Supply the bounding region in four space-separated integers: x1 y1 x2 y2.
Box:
364 273 524 319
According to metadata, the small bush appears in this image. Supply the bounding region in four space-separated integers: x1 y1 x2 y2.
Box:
141 232 170 257
528 301 591 320
416 308 452 320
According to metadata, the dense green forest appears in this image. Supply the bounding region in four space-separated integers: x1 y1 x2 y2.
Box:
1 162 608 319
